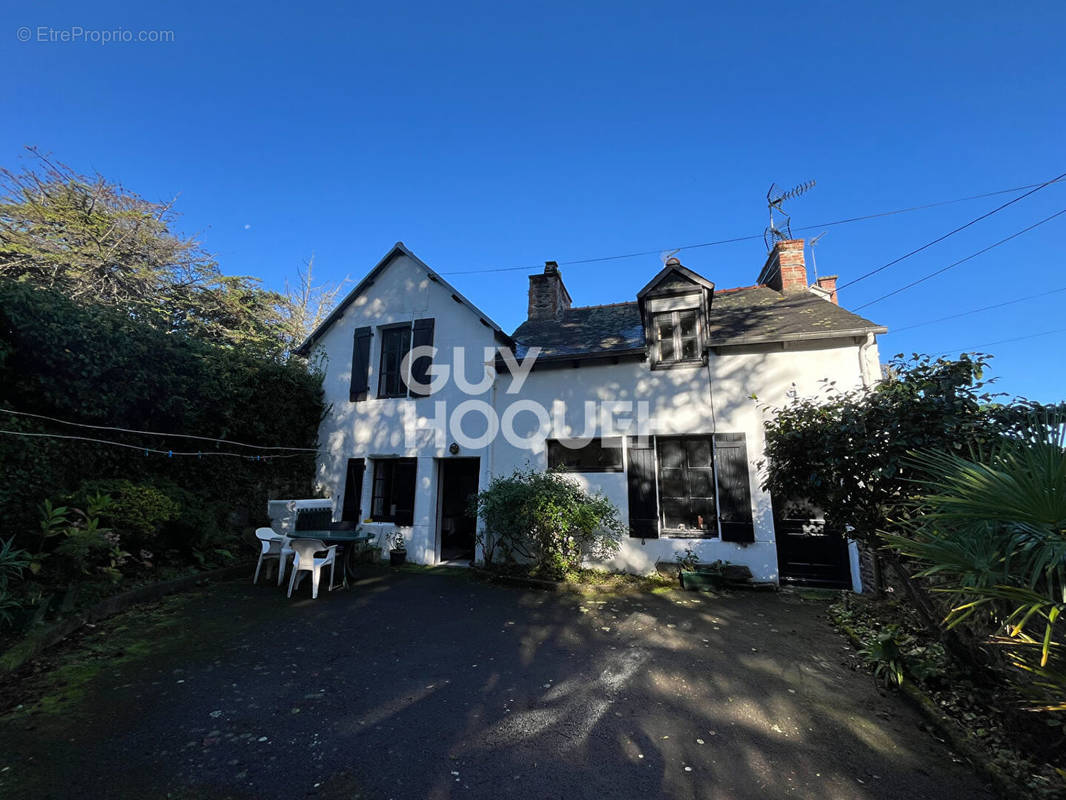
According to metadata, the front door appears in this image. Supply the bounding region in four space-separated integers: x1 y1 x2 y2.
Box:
773 497 851 589
438 458 479 562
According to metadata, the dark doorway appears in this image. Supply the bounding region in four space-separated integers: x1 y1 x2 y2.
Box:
773 497 851 589
438 458 479 562
341 459 365 522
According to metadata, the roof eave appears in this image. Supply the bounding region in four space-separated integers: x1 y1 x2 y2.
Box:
707 326 889 348
294 242 512 356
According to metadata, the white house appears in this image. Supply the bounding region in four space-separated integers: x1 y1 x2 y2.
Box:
295 239 885 589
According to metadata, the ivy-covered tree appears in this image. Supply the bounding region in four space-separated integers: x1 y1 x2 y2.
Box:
0 148 306 357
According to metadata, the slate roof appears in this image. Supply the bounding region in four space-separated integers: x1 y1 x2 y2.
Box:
511 286 887 359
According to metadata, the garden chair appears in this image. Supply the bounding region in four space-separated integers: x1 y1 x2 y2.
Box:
286 539 338 600
277 537 296 587
253 527 288 584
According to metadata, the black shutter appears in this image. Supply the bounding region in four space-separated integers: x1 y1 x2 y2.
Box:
626 436 659 539
342 459 365 522
714 433 755 543
350 326 372 402
409 318 435 397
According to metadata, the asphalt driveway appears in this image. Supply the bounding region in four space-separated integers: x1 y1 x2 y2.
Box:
0 567 994 800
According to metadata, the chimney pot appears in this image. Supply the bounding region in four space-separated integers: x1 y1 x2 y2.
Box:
815 274 839 304
665 256 681 267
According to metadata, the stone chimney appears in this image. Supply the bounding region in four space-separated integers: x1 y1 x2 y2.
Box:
815 274 839 304
757 239 808 295
527 261 572 320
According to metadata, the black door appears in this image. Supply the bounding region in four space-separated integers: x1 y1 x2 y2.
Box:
773 497 851 589
439 458 479 562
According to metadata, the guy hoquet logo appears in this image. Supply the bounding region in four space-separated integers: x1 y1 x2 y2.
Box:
396 346 654 450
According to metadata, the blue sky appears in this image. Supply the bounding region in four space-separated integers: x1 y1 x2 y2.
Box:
5 1 1064 400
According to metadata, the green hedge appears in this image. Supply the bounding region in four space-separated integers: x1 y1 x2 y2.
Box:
0 280 324 543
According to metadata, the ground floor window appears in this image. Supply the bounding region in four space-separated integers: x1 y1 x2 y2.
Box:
657 436 716 535
371 458 417 525
546 436 624 472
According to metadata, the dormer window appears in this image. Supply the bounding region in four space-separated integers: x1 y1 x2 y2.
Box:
637 257 715 370
654 308 701 364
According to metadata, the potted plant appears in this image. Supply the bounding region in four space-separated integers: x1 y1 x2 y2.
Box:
389 530 407 566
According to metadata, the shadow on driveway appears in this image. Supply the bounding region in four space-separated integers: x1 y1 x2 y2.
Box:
0 567 994 799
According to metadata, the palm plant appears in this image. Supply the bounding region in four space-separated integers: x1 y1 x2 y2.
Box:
883 408 1066 711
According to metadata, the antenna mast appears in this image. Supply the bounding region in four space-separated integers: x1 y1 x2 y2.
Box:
764 179 816 252
807 231 827 280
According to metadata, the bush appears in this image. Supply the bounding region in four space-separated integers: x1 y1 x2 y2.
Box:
68 480 179 552
0 537 32 627
473 468 625 580
883 409 1066 712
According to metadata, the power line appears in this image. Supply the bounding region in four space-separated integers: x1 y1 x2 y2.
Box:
854 209 1066 311
838 171 1066 290
440 177 1066 276
0 407 318 451
0 429 313 459
937 326 1066 356
891 284 1066 333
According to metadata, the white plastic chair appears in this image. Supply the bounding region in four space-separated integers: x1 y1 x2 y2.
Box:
286 539 338 599
278 538 296 587
253 527 286 584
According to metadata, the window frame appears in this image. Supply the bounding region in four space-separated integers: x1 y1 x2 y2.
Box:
370 457 417 525
656 435 718 538
651 308 704 368
377 323 413 399
546 437 625 473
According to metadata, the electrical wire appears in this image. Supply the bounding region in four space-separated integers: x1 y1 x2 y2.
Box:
440 176 1066 276
854 209 1066 311
837 171 1066 290
891 285 1066 333
0 429 314 458
0 407 318 451
937 326 1066 356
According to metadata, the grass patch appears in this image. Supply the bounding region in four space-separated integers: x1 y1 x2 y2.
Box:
0 591 198 720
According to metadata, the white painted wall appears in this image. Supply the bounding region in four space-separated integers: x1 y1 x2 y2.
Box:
310 252 499 564
488 336 879 580
308 251 882 582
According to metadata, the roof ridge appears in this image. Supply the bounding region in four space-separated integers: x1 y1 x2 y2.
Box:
567 300 638 310
714 283 767 295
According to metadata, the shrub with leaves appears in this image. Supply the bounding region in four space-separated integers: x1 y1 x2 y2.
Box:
883 408 1066 712
0 536 32 627
474 468 625 580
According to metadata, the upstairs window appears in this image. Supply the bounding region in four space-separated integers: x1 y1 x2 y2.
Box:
547 437 624 472
653 309 701 366
378 326 412 398
371 458 417 525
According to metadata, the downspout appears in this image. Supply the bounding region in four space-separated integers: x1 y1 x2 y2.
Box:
858 332 876 389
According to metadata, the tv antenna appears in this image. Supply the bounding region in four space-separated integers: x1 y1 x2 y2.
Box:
807 231 827 279
660 248 681 266
764 179 816 251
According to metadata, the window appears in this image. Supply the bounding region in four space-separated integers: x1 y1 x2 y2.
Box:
547 437 624 472
657 437 716 535
653 309 701 365
371 458 417 525
378 326 412 398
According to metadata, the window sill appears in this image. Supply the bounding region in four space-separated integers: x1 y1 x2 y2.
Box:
650 357 707 371
661 530 719 540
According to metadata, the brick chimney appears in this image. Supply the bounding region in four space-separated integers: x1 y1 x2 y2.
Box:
528 261 572 320
757 239 808 295
815 274 839 304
